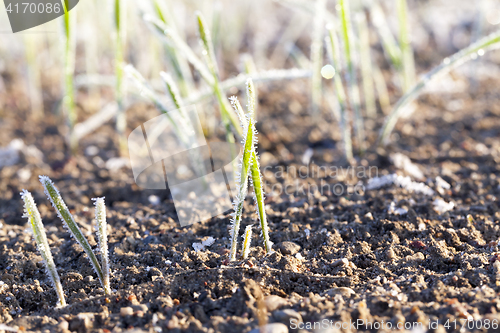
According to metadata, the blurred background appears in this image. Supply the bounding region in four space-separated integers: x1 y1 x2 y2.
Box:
1 0 500 212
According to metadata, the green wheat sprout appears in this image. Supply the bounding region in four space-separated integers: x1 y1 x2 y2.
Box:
372 65 391 115
356 12 376 118
242 225 253 260
196 12 242 139
242 53 259 114
21 190 66 308
369 1 402 72
378 29 500 146
326 25 353 160
196 11 242 185
397 0 416 92
124 64 185 146
160 71 184 110
62 0 77 151
23 36 44 119
159 71 197 143
310 0 326 114
246 80 271 254
151 0 194 96
114 0 127 155
93 197 111 295
339 0 365 153
125 64 192 156
160 71 207 179
228 96 254 261
248 86 271 253
123 64 170 114
39 176 109 295
229 79 272 261
249 149 271 254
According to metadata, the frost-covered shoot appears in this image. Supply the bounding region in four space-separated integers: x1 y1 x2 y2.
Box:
21 190 66 307
39 175 108 294
228 79 272 261
93 197 111 295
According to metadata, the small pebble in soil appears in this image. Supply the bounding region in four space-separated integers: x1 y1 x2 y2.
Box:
167 316 179 329
148 195 160 205
249 323 288 333
410 240 427 250
57 320 69 331
120 307 134 317
278 241 301 255
265 295 288 311
386 247 397 260
69 313 94 332
273 309 302 323
323 287 356 298
331 258 349 267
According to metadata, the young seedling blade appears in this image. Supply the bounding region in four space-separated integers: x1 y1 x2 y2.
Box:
21 190 66 307
39 176 107 294
242 225 253 260
93 197 111 295
379 30 500 145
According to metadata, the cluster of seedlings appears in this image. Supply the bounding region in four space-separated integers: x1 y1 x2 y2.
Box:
302 0 500 157
20 176 111 307
15 0 500 160
120 0 500 164
21 110 272 306
126 8 307 150
124 8 276 260
10 0 500 321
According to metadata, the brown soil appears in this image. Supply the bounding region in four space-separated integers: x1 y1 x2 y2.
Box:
2 35 500 333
